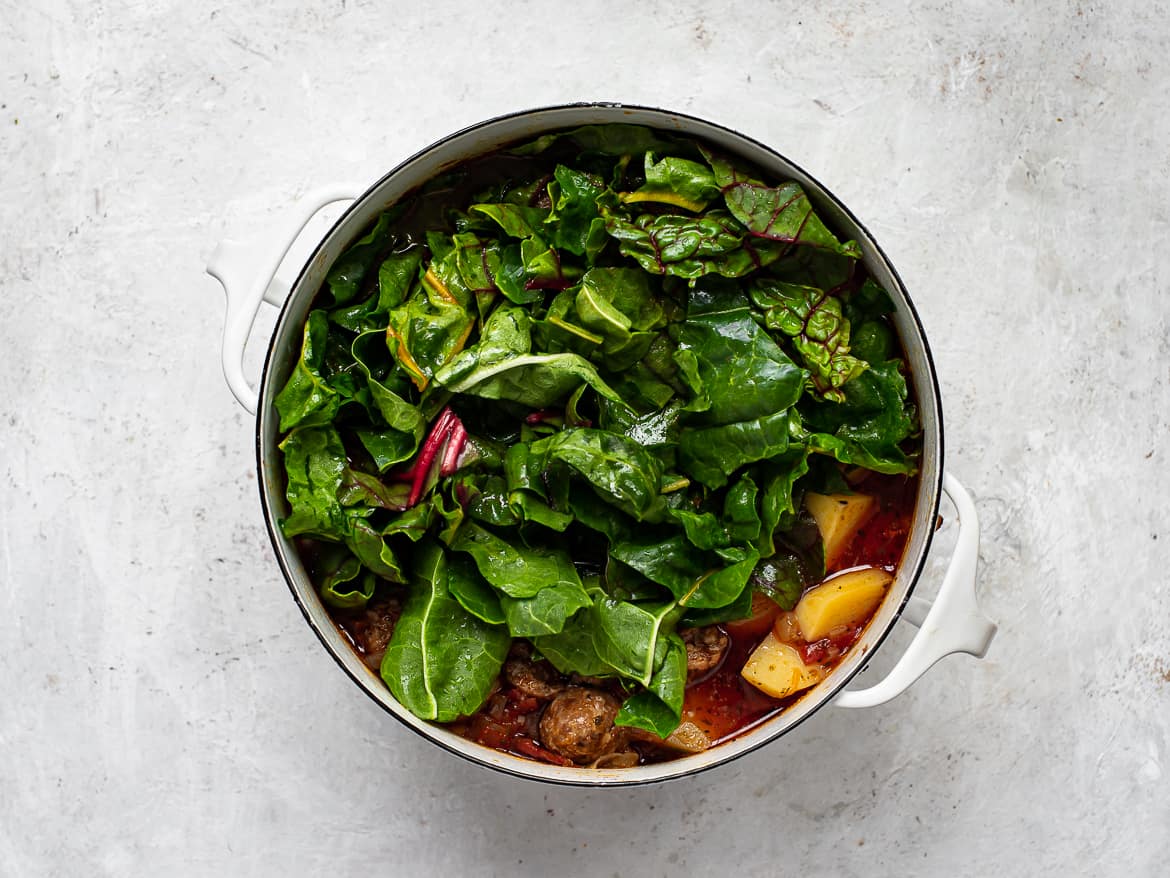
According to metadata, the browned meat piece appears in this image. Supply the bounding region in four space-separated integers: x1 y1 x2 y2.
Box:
503 657 566 699
568 674 607 688
508 640 535 660
352 599 401 668
682 625 730 680
538 687 626 764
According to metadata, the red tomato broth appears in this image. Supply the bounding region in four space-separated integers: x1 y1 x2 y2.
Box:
832 472 918 574
679 627 793 745
677 471 920 748
448 688 575 767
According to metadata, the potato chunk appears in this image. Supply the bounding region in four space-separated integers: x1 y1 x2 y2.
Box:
805 492 876 569
741 633 826 699
794 567 893 641
661 721 712 754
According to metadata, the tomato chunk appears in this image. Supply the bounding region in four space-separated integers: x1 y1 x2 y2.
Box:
797 624 862 665
512 736 573 767
724 592 781 640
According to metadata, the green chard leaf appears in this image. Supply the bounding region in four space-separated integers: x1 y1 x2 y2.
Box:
381 541 510 722
600 397 683 448
470 203 549 239
621 152 721 212
610 536 758 610
339 468 410 511
437 351 626 410
844 278 898 364
279 425 347 538
330 249 424 332
535 287 603 357
673 281 805 425
750 278 868 402
723 473 762 543
702 148 862 258
377 249 425 311
798 361 918 474
509 492 574 533
433 304 532 387
344 513 406 582
605 211 784 279
546 164 608 260
566 484 636 544
521 236 579 290
325 212 396 305
614 632 687 737
499 582 593 637
351 330 425 459
280 428 406 581
591 596 682 686
445 553 506 625
274 311 340 432
606 365 677 414
527 428 665 522
677 409 793 489
382 501 436 542
532 619 614 678
576 266 665 333
679 585 755 627
446 521 592 636
751 509 825 610
769 245 859 291
385 284 474 392
451 232 499 295
355 429 418 473
670 508 731 551
755 448 812 557
318 555 375 610
448 521 584 600
467 476 522 527
668 473 759 551
491 242 544 305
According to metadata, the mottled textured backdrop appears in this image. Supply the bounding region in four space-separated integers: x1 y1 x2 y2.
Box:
2 1 1166 875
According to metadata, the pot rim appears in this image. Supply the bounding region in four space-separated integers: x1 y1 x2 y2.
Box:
255 101 944 786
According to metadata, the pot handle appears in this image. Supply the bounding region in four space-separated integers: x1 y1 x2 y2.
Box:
206 185 359 413
834 472 996 709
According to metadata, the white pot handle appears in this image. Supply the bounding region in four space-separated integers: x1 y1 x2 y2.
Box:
835 472 996 709
206 185 360 413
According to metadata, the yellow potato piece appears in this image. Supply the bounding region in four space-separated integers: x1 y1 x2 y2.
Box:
741 633 827 699
804 492 877 569
795 567 893 641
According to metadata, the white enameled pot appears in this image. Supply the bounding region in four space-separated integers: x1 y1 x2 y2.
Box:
207 103 996 786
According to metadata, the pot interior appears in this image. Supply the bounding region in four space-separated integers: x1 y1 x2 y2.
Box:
256 104 943 785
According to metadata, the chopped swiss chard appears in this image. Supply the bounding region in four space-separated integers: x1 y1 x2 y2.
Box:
273 124 921 755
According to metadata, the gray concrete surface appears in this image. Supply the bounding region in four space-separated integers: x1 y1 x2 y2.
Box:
3 1 1167 875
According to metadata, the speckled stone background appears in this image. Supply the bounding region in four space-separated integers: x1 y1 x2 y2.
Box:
3 1 1167 874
